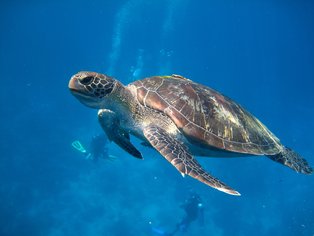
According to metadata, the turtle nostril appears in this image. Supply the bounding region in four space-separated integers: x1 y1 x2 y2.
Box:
80 76 94 85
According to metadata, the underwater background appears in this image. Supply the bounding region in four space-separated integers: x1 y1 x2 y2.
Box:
0 0 313 235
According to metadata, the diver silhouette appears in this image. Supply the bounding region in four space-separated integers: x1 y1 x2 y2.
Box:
71 134 116 162
88 134 109 161
151 193 204 236
168 193 204 235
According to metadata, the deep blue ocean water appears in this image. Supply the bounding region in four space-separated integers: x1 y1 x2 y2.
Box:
1 0 313 235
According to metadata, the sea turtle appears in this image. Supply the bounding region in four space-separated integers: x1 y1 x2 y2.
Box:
68 71 312 196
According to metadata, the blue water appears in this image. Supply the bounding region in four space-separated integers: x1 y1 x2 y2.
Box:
1 1 313 235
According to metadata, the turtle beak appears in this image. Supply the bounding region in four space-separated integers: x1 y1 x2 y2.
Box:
68 74 89 97
68 73 102 109
68 75 80 93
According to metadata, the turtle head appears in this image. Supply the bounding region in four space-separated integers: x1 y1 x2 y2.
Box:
69 71 119 108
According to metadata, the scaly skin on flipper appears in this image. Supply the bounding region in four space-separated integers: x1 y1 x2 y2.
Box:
268 147 313 174
143 125 240 196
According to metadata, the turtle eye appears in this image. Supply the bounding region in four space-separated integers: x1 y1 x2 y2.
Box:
80 76 94 85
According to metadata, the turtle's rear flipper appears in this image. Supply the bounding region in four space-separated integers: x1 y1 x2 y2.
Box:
143 125 240 196
267 147 313 174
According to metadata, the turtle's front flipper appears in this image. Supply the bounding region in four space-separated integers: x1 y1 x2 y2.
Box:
98 109 143 159
143 125 240 196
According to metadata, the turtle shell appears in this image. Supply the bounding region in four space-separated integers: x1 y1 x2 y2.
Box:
131 75 282 155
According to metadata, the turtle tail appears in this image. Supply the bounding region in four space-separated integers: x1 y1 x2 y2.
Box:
267 147 313 174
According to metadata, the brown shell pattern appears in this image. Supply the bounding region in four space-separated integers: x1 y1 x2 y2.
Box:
132 75 282 155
